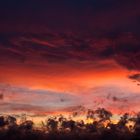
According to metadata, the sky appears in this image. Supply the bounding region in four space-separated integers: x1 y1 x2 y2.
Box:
0 0 140 115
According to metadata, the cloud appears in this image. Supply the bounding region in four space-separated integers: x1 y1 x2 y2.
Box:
0 31 139 95
0 84 82 114
128 73 140 86
0 102 46 113
0 32 139 71
81 85 140 114
129 74 140 81
0 0 139 116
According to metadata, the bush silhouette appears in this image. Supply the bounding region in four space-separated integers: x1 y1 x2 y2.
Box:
0 108 139 140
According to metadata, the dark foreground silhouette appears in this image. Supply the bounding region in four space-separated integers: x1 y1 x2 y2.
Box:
0 108 140 140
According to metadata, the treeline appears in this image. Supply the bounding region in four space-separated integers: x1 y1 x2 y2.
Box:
0 108 140 140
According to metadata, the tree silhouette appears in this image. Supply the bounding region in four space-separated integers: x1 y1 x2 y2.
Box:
19 120 34 130
47 118 58 131
95 108 112 123
0 116 6 127
0 108 140 140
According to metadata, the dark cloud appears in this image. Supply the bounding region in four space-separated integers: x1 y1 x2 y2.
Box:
0 32 139 71
0 1 139 70
111 96 128 102
129 74 140 82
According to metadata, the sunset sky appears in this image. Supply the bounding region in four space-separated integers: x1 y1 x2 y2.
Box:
0 0 140 115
